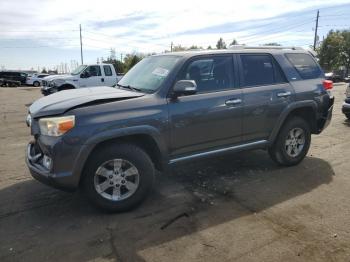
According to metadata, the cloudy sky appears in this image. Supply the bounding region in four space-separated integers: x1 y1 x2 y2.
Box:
0 0 349 70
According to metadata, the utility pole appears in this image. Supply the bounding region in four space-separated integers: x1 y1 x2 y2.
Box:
79 24 84 64
313 10 319 51
171 42 173 52
120 53 123 62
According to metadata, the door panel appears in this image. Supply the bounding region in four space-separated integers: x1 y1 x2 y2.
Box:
79 65 103 87
238 53 294 142
168 55 242 157
242 83 293 141
103 65 115 86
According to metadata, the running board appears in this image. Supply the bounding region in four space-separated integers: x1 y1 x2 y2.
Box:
169 140 268 164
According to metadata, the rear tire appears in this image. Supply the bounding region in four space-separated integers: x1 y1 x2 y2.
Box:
33 81 40 87
268 117 311 166
82 143 155 212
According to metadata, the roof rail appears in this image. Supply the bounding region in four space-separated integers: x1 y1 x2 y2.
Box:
229 45 304 50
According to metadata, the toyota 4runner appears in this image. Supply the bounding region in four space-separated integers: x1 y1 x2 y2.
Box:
26 47 334 212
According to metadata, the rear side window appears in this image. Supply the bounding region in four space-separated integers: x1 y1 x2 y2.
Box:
285 53 322 79
240 54 286 87
103 65 112 76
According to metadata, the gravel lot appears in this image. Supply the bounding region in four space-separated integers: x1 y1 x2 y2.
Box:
0 84 350 262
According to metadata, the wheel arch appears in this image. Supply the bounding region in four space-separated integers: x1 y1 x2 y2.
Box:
269 101 318 144
74 127 168 186
58 83 76 91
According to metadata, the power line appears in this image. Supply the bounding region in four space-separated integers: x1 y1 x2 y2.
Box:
0 29 78 33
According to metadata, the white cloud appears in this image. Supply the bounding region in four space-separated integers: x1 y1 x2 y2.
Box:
0 0 349 68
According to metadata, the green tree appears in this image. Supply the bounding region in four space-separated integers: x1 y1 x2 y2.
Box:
103 58 125 74
41 67 47 74
230 39 238 46
123 54 143 71
207 45 212 50
216 38 226 49
172 45 187 52
318 30 350 72
188 45 202 50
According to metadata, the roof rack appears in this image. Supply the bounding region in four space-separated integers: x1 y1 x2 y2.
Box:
229 45 303 50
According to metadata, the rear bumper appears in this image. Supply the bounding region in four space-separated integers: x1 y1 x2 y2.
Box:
316 96 334 133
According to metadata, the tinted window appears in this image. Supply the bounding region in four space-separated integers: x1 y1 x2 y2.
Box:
179 56 234 93
285 53 322 79
240 54 286 87
85 66 101 76
38 74 47 78
103 65 112 76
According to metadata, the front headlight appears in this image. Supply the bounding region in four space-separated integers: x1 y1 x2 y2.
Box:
39 116 75 136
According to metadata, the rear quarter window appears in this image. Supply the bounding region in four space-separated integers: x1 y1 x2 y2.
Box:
285 53 322 79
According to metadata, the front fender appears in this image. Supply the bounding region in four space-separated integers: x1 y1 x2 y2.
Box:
268 101 317 144
71 125 168 182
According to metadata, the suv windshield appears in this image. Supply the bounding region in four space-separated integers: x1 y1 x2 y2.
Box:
118 55 181 93
71 65 87 75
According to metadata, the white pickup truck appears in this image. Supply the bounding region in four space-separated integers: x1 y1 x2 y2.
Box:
41 64 123 95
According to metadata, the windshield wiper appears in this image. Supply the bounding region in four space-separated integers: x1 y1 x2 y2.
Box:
117 83 142 92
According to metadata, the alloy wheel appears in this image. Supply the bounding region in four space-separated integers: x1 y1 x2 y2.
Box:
94 159 140 201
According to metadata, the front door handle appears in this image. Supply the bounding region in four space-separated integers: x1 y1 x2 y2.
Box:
225 98 242 106
277 91 291 98
101 78 105 82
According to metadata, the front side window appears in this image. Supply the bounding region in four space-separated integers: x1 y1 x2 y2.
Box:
240 54 286 87
285 53 322 79
85 66 101 77
103 65 112 76
118 55 181 93
178 56 234 93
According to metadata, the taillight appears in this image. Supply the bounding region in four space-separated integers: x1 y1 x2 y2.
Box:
323 80 333 90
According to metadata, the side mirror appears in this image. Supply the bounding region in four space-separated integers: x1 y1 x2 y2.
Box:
173 80 197 97
80 71 90 78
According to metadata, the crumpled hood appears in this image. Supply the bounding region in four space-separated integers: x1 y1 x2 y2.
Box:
42 74 73 82
29 86 144 118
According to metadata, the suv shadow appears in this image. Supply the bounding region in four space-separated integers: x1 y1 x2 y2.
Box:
0 151 333 261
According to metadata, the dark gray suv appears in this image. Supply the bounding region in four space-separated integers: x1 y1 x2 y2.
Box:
26 47 334 212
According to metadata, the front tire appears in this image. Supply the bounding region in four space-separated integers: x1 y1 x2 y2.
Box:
268 117 311 166
82 144 155 212
345 113 350 120
33 81 40 87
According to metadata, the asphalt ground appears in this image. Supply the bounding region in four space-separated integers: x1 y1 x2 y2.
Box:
0 84 349 262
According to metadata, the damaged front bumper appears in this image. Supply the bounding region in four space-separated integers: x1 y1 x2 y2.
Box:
26 141 78 192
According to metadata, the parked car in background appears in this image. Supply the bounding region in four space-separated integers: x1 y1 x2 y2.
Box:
26 73 50 87
41 64 120 95
0 71 28 85
26 47 334 212
342 83 350 119
325 72 346 83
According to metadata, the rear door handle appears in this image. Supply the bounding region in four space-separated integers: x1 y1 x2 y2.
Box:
225 98 242 106
277 91 291 98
